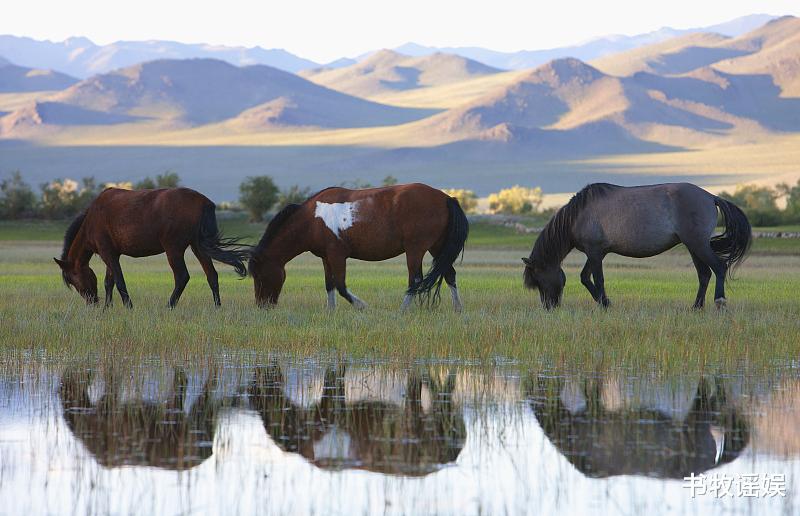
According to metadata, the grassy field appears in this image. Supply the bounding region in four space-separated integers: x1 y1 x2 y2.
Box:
0 219 798 372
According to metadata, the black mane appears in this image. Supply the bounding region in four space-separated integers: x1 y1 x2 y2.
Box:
248 203 303 271
61 209 88 261
530 183 616 266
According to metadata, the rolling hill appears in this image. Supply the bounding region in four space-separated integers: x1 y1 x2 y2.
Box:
299 50 501 98
0 57 78 92
593 14 800 95
0 58 435 135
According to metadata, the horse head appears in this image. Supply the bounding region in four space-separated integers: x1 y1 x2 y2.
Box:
250 257 286 308
54 258 98 305
522 257 565 310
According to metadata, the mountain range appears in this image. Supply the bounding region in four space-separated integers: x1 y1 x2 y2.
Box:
0 14 798 199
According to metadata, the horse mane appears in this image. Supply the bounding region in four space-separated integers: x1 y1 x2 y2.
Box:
61 209 88 261
249 203 303 270
531 183 616 266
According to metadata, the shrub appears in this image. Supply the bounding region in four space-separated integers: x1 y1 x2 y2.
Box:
39 177 99 219
239 176 279 222
0 171 37 219
441 188 479 214
487 185 543 215
277 185 312 207
134 171 181 190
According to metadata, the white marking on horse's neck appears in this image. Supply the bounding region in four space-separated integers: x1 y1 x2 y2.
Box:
315 201 359 238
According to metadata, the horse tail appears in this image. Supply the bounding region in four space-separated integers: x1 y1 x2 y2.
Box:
198 203 249 277
408 196 469 306
712 196 752 278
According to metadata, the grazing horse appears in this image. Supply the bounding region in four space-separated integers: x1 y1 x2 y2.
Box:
248 183 469 310
523 183 752 310
55 187 248 308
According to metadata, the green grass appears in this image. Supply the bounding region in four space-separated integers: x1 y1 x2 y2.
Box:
1 219 799 373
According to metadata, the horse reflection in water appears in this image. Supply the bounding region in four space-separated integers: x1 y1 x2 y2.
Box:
249 365 466 476
528 375 749 478
59 367 220 470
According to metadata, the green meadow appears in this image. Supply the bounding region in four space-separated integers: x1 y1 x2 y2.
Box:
0 219 798 373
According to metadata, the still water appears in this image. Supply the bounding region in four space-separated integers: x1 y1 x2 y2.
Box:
1 356 798 515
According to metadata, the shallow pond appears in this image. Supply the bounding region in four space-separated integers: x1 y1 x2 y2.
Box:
1 356 798 515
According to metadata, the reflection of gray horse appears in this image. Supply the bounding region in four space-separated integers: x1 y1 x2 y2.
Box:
528 375 749 478
249 365 466 476
59 368 219 470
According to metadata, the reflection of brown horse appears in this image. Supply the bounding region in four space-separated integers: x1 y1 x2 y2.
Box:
55 187 248 308
248 184 468 310
528 375 749 478
59 368 219 470
248 365 466 476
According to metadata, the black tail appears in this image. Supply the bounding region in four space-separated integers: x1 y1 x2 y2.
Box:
712 197 752 278
198 204 249 277
408 196 469 306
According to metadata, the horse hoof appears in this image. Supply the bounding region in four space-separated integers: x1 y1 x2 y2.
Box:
715 297 727 310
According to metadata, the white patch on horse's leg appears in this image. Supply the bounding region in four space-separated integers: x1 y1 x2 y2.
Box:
401 293 414 311
327 289 336 310
715 297 727 310
449 285 463 312
315 201 359 238
347 290 367 310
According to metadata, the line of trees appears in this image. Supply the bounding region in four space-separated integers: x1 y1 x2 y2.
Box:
0 171 182 219
718 182 800 226
4 170 799 225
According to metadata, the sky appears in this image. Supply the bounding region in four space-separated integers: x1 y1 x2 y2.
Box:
3 0 800 62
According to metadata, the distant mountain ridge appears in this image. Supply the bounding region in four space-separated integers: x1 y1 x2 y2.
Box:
390 14 778 70
0 36 320 78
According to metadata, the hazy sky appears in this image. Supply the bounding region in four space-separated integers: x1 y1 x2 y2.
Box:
3 0 799 62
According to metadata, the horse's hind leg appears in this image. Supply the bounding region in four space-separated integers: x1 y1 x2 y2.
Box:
444 266 463 312
192 245 220 306
165 247 190 309
685 241 727 309
689 251 712 310
580 259 599 302
401 250 424 310
103 266 114 308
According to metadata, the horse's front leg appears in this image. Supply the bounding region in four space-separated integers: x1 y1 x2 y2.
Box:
580 259 599 302
100 253 133 309
589 257 610 308
328 252 367 310
322 258 336 310
104 266 114 308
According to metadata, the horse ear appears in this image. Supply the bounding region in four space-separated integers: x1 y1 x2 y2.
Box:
522 257 532 266
54 257 69 269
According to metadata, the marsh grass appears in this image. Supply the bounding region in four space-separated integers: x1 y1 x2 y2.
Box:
1 219 798 374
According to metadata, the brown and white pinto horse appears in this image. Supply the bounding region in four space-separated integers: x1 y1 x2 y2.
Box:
56 187 248 308
248 183 468 310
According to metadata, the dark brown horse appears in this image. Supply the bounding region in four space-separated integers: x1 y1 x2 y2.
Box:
523 183 752 310
248 183 469 310
55 187 248 308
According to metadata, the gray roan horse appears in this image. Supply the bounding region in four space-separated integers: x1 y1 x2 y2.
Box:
523 183 752 310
